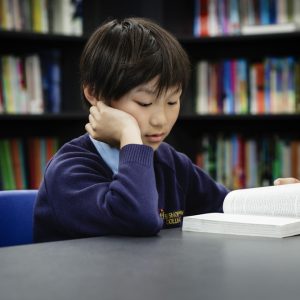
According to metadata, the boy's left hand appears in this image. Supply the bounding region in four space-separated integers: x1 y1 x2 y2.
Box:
274 178 300 185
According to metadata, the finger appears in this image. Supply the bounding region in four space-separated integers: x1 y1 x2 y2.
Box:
89 105 99 116
88 114 97 130
85 123 94 135
274 178 300 185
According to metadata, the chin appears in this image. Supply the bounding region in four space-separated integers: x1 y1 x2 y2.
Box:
149 143 161 151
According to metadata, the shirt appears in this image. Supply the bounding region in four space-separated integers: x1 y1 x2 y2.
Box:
89 136 119 174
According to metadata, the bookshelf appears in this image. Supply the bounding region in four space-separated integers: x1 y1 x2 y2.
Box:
1 0 300 190
0 0 87 189
172 0 300 189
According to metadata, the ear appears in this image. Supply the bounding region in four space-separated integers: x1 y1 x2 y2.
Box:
83 85 98 106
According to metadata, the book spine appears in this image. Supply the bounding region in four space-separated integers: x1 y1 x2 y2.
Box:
194 134 300 189
200 0 209 36
194 0 201 36
193 56 298 115
195 61 209 114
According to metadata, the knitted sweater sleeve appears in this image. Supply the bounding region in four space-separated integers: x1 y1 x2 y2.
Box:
40 144 163 237
186 164 229 215
173 150 229 216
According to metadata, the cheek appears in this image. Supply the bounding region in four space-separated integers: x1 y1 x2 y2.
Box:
168 107 180 126
113 102 146 128
130 110 147 130
112 101 137 117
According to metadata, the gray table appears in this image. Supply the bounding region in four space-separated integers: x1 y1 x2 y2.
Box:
1 228 300 300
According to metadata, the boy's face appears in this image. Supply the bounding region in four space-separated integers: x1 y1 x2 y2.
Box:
111 77 181 150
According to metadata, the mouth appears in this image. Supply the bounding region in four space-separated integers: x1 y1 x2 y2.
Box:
145 133 165 143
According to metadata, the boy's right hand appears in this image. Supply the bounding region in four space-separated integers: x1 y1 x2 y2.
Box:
274 178 300 185
85 101 143 148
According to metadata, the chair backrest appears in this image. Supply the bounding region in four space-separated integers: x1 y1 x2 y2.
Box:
0 190 38 247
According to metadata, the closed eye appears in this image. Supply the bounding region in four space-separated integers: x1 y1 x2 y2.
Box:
168 101 178 106
135 101 152 107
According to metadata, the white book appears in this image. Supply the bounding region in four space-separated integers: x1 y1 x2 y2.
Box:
182 183 300 238
208 0 218 36
51 0 75 35
277 0 288 24
195 61 209 114
294 0 300 25
25 55 44 114
241 23 297 35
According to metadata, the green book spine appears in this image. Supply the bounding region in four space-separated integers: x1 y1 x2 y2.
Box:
0 141 6 189
272 137 283 179
3 139 16 190
18 139 28 189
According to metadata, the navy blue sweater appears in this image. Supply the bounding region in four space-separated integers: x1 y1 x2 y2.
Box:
33 134 228 242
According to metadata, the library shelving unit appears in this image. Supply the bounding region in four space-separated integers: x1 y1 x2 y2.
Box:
0 30 88 142
170 31 300 159
2 21 300 146
2 0 300 189
0 2 89 190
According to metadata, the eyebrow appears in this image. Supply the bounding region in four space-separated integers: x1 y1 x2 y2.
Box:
136 87 157 95
136 86 180 97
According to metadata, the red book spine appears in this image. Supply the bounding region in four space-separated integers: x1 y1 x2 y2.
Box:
200 0 209 36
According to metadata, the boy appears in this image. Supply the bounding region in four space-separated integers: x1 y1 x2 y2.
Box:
34 17 228 242
33 18 296 242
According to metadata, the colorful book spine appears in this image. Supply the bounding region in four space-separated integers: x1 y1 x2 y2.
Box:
195 134 300 189
194 0 300 37
194 56 298 115
0 0 83 35
0 137 59 190
0 52 62 114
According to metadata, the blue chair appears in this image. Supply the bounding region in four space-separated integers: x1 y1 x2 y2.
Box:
0 190 38 247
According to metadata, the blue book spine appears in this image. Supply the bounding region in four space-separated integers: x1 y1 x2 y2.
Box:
223 60 231 114
276 58 283 112
269 0 276 24
229 0 240 33
237 59 248 113
41 50 61 113
287 57 295 112
260 0 270 25
49 52 61 113
194 0 201 36
229 60 235 113
217 0 226 34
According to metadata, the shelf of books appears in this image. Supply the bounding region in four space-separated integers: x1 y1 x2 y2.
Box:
2 0 300 190
0 0 85 190
174 0 300 190
0 112 86 190
0 0 83 36
193 0 300 37
194 133 300 189
193 57 300 115
0 137 58 190
183 51 300 189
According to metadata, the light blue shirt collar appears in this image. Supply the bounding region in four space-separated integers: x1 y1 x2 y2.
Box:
89 136 120 174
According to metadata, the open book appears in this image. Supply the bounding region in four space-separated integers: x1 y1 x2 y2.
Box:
182 183 300 238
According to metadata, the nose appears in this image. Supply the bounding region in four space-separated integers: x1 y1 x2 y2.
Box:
149 109 167 128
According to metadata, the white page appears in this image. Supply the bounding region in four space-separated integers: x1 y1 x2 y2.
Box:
182 213 300 238
189 213 300 226
223 183 300 218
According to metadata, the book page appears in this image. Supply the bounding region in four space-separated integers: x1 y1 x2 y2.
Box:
188 213 300 226
223 183 300 218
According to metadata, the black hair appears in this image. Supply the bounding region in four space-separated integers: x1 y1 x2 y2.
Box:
80 17 190 105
